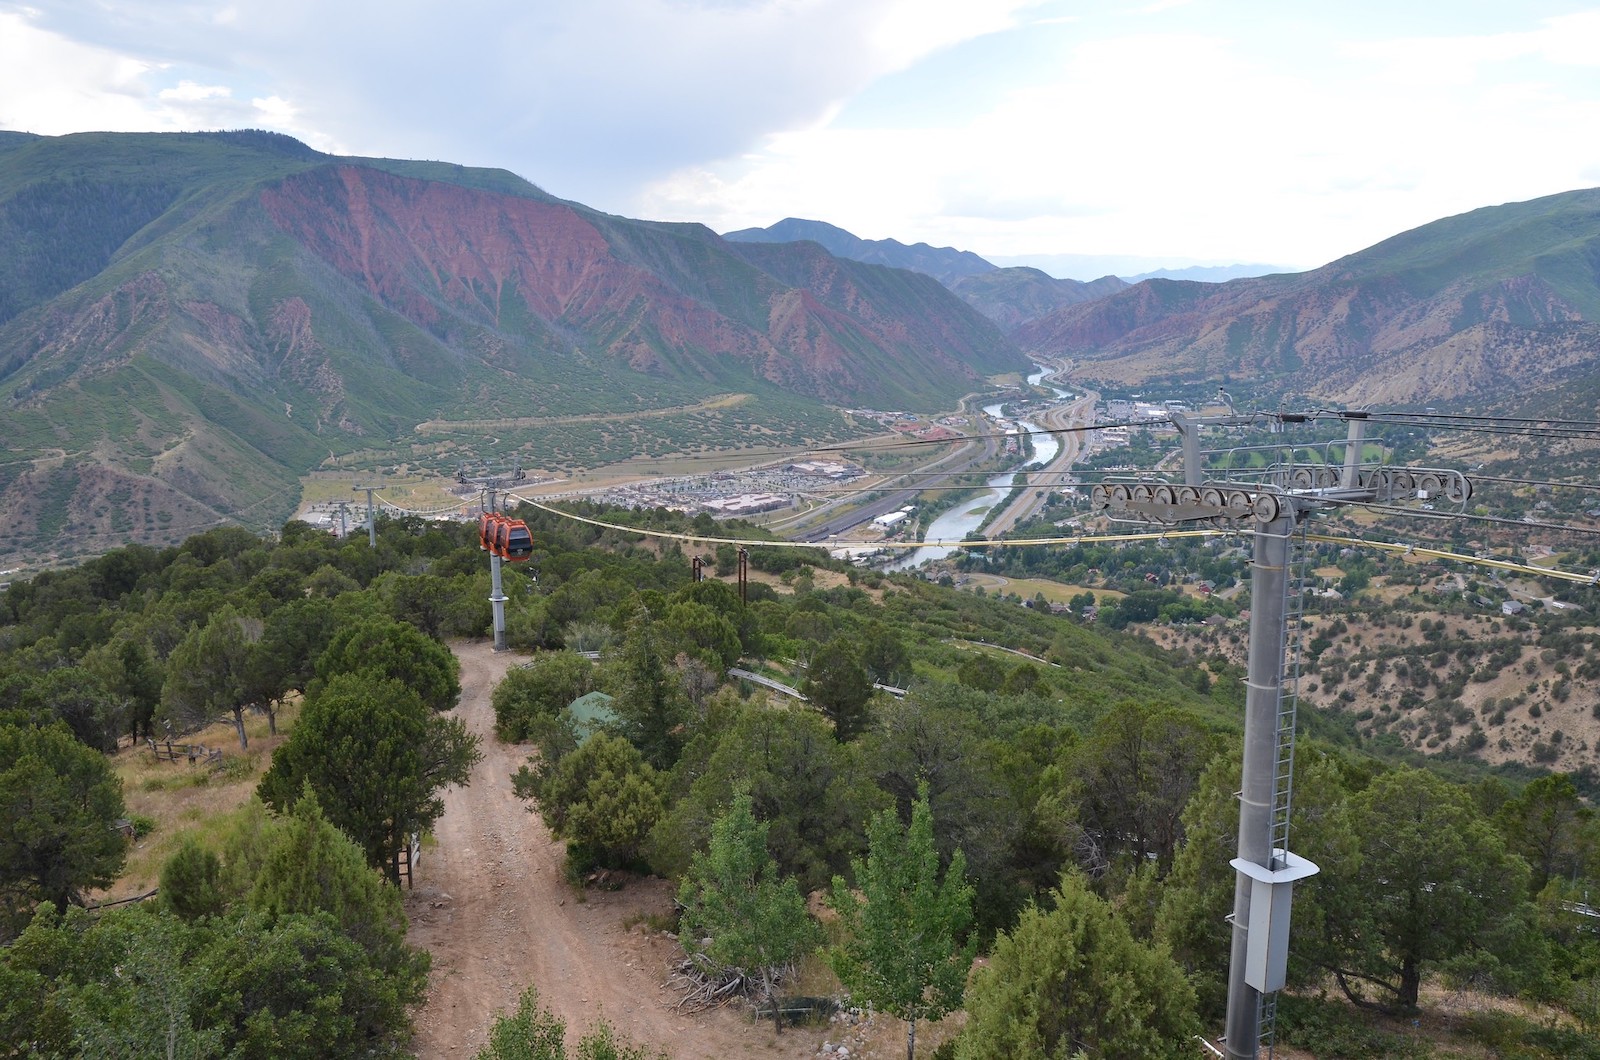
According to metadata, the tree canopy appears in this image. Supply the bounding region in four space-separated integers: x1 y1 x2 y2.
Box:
514 731 665 872
676 794 820 1033
829 791 976 1060
0 720 126 940
259 673 480 882
1321 766 1532 1011
960 872 1198 1059
312 616 462 713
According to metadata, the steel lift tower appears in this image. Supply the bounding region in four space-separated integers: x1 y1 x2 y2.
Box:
458 458 528 652
352 483 386 549
1090 411 1470 1059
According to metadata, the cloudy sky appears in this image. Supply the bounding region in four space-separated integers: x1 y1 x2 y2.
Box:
3 1 1598 276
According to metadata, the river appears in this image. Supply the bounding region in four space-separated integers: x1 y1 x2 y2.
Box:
887 368 1065 570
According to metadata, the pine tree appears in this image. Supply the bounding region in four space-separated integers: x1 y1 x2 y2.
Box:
258 674 479 882
960 872 1198 1059
801 637 875 742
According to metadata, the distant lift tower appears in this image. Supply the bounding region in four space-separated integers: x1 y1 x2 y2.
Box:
353 483 386 549
459 458 529 652
1090 411 1471 1059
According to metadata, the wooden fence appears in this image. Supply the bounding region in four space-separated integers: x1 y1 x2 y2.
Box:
146 739 224 767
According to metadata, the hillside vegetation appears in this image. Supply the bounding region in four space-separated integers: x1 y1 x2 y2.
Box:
0 132 1025 566
1017 186 1600 408
3 507 1599 1057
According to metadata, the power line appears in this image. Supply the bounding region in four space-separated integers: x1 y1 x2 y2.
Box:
1323 498 1600 538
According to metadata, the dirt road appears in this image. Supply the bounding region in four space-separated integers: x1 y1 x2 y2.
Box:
406 641 825 1059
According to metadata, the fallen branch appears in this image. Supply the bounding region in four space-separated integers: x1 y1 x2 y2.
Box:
667 952 800 1015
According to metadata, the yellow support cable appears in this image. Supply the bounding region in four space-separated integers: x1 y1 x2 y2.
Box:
510 494 1600 586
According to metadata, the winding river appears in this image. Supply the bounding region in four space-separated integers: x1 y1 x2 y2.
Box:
887 367 1065 570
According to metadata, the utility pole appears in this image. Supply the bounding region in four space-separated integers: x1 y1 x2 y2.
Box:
1091 411 1470 1059
353 483 386 549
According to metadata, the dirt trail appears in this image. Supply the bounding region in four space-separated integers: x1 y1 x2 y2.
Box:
406 641 824 1059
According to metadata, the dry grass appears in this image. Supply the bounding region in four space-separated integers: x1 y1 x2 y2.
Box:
104 700 300 901
958 573 1122 605
296 475 466 510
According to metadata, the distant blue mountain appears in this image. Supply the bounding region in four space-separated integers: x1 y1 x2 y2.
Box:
723 218 1131 331
988 253 1292 283
1125 263 1291 283
724 217 997 285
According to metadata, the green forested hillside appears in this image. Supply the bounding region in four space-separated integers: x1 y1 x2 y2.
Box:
3 508 1597 1057
0 132 1026 567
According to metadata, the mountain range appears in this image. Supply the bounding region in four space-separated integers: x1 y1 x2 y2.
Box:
0 132 1024 563
5 128 1600 565
1014 187 1600 407
725 217 1130 326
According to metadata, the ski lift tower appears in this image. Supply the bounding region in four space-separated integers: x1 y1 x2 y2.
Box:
1089 410 1471 1059
458 458 528 652
352 483 386 549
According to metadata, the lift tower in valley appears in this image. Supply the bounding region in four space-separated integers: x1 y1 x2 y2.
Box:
352 483 386 549
1089 410 1471 1060
458 458 528 652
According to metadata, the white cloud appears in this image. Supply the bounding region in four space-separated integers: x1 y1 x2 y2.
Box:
642 8 1600 268
0 12 161 132
0 0 1040 206
2 1 1598 268
158 80 231 103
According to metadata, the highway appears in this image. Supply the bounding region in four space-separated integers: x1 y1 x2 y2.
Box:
983 388 1099 539
792 425 1002 543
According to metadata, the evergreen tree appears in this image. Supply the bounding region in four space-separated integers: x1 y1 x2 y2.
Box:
161 604 257 749
114 637 163 744
514 732 665 871
1496 772 1590 896
0 721 126 940
258 674 480 882
311 616 461 713
492 651 596 742
33 667 123 753
610 607 690 770
1320 767 1531 1011
649 704 884 890
801 637 874 742
161 837 226 921
828 790 975 1060
960 872 1198 1059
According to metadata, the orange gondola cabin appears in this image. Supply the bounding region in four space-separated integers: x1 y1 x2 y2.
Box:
478 512 506 551
503 519 533 561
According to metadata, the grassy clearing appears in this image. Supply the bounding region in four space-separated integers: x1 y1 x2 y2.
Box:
296 475 465 511
106 700 300 900
961 574 1124 604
